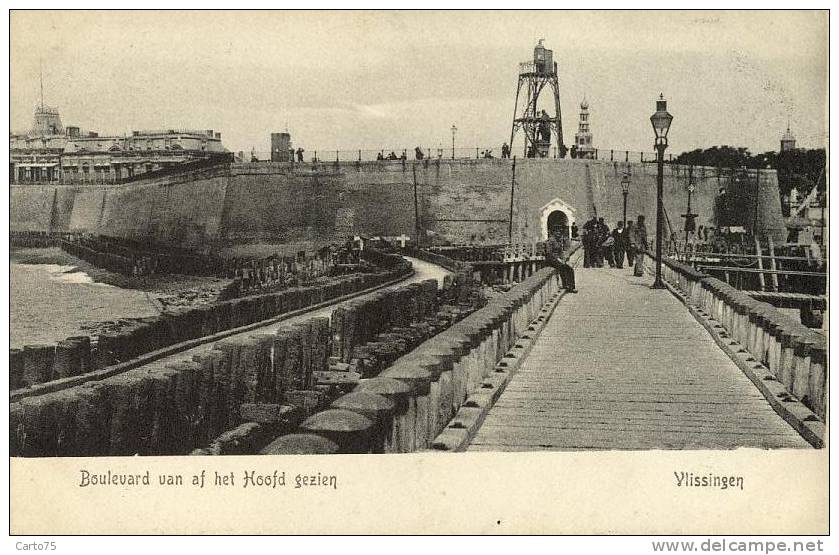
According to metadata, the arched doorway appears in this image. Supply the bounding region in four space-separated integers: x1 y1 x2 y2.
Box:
547 210 568 238
539 198 577 241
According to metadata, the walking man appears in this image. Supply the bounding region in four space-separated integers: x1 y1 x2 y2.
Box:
546 228 577 293
631 215 649 277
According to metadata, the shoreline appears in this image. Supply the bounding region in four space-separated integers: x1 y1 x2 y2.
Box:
11 247 235 344
10 246 232 295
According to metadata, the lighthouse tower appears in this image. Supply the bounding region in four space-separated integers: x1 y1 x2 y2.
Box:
574 97 595 159
509 40 566 158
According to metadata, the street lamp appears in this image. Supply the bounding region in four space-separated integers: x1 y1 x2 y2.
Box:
621 173 631 226
650 93 673 289
451 124 457 159
683 178 696 254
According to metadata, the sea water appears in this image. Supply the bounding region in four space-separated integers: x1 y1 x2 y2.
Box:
10 263 161 349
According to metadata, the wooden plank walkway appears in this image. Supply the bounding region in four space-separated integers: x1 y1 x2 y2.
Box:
468 264 811 451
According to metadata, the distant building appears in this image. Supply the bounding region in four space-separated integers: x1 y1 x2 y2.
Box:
10 104 229 184
32 104 64 136
780 125 796 152
574 97 595 159
271 132 293 162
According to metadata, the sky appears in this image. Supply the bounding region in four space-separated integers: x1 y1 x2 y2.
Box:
10 10 828 156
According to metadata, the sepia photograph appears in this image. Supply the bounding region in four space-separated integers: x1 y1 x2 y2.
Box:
7 8 829 536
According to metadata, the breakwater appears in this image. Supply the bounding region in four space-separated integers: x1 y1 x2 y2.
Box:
9 251 472 456
257 267 560 454
10 250 410 396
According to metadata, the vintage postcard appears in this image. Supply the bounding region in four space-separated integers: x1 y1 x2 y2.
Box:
7 9 829 536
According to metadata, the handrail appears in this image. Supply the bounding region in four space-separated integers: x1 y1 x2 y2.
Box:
683 252 822 263
694 265 826 277
654 252 826 433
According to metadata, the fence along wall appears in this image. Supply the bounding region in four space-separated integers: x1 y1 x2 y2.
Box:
660 258 827 428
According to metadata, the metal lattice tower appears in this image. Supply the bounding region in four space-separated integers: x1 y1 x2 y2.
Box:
509 40 566 158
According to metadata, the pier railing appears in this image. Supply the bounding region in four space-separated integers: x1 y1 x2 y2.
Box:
424 242 555 286
658 255 827 435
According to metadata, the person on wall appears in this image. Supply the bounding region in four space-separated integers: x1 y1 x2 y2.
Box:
501 142 510 159
545 228 577 293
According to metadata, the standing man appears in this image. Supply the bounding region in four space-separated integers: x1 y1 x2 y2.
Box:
596 217 610 268
571 221 579 240
546 228 577 293
602 233 616 268
612 221 628 269
625 220 635 267
631 215 649 277
581 217 597 268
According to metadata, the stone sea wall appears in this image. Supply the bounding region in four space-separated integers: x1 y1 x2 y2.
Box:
10 158 786 247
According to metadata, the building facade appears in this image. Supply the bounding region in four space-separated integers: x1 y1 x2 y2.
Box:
10 105 229 184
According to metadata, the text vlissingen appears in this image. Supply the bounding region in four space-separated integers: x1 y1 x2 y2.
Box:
79 469 338 490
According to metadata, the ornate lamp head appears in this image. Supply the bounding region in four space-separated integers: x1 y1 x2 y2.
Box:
650 93 673 146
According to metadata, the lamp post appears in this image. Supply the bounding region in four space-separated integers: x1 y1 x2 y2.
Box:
621 173 630 226
650 93 673 289
683 179 696 251
451 124 457 159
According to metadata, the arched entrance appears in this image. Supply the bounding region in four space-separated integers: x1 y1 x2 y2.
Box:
547 210 568 237
539 198 577 240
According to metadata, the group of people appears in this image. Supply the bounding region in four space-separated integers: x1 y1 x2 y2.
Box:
543 214 651 294
377 151 406 161
580 216 649 276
